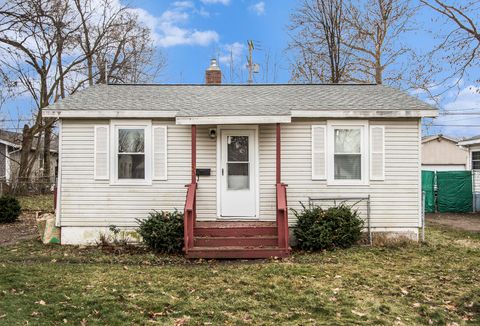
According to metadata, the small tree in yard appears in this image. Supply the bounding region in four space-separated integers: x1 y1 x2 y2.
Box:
137 210 184 254
293 203 364 251
0 196 21 224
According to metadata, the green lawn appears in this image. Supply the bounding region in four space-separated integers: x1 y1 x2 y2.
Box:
0 225 479 325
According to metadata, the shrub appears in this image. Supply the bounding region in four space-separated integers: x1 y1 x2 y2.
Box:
293 203 364 251
0 195 21 224
137 210 184 254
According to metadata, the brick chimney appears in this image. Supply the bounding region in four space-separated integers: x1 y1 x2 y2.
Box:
205 58 221 85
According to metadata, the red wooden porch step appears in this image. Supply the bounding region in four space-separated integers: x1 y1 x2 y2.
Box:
186 221 290 259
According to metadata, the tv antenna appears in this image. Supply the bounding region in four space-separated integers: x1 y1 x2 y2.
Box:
246 40 260 84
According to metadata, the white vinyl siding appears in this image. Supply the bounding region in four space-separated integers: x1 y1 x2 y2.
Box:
94 125 109 180
59 118 421 231
60 120 189 226
311 125 326 180
257 119 421 228
370 125 385 180
153 126 168 180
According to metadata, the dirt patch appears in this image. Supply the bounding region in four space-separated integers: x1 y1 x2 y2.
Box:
426 213 480 232
0 212 39 246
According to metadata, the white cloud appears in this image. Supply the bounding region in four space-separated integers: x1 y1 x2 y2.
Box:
427 85 480 137
201 0 230 5
219 42 245 65
130 3 219 48
173 1 195 9
196 7 211 17
249 1 265 15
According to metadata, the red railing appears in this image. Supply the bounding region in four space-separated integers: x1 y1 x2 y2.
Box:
276 182 289 252
184 183 197 253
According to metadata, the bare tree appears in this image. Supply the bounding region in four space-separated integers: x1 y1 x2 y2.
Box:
0 0 83 180
288 0 351 83
416 0 479 92
0 0 165 184
344 0 415 85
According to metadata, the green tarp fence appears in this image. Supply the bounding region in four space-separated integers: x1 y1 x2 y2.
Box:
422 170 435 213
437 171 473 213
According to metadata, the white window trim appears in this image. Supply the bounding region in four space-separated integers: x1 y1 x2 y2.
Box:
471 150 480 170
110 120 152 186
326 120 369 186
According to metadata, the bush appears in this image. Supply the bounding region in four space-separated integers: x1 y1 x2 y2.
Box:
293 203 364 251
0 195 21 224
137 210 184 254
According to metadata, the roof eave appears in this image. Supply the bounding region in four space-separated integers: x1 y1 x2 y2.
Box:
43 109 177 118
458 139 480 146
291 109 438 118
175 115 292 125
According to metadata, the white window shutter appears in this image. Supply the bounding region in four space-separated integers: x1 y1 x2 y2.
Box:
153 125 167 180
312 125 326 180
370 126 385 180
94 125 109 180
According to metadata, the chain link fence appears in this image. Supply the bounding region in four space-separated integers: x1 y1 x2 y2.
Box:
0 176 56 196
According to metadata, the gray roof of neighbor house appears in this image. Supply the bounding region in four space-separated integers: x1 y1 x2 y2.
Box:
422 134 459 144
0 129 22 146
44 83 437 118
458 134 480 146
0 129 59 152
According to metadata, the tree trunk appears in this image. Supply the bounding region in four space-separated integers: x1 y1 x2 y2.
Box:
42 122 52 179
375 63 383 84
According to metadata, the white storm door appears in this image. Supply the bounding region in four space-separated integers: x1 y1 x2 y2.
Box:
220 130 256 217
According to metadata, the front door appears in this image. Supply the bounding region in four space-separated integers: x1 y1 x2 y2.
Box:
220 129 256 217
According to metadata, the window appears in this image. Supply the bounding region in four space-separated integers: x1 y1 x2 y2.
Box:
326 121 367 185
227 136 250 190
110 121 152 185
334 128 361 180
472 152 480 170
118 128 145 179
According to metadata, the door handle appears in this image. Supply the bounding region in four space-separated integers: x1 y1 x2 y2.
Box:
222 168 224 176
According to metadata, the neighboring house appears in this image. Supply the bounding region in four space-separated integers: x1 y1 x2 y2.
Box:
0 129 58 183
458 135 480 207
44 59 437 258
421 134 469 171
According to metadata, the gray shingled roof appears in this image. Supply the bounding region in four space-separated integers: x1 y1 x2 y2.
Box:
0 129 59 151
0 129 22 146
47 84 436 117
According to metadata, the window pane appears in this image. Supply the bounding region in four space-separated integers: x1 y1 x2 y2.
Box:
334 154 361 180
473 160 480 170
473 152 480 160
227 163 249 190
228 136 249 162
118 154 145 179
334 129 360 153
119 129 144 153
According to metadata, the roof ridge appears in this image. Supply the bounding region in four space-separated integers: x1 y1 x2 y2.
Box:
106 83 379 87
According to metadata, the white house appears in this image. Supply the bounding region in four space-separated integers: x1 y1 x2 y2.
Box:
44 60 437 258
458 135 480 209
0 129 58 185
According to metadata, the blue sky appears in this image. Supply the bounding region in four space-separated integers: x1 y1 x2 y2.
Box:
1 0 479 137
127 0 295 83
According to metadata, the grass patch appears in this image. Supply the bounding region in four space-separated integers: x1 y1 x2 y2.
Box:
17 194 54 212
0 224 479 325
